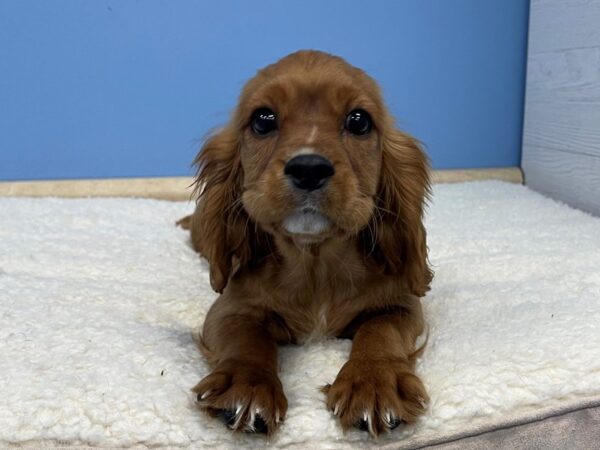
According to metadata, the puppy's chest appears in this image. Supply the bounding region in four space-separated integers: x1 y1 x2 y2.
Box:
265 254 370 342
303 303 332 342
278 290 356 343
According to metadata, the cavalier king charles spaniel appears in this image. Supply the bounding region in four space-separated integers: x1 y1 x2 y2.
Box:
179 50 432 437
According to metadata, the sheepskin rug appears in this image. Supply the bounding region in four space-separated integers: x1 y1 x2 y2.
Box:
1 181 599 449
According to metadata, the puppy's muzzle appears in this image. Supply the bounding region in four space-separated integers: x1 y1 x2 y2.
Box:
284 154 334 191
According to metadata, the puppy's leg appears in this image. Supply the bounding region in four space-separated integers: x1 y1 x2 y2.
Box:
175 214 192 230
325 296 428 436
176 207 204 255
193 297 287 434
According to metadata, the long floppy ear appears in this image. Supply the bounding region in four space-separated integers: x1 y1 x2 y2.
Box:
362 128 433 297
190 126 270 293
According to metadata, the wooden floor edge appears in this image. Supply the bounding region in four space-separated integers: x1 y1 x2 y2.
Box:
0 167 523 201
431 167 523 184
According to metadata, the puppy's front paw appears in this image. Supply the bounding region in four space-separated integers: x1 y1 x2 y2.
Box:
323 358 428 437
193 361 287 435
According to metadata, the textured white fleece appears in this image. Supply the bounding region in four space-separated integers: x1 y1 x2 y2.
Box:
1 181 599 449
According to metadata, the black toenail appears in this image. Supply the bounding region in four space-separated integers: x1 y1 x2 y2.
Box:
354 418 369 431
253 415 269 434
389 418 403 430
216 409 237 428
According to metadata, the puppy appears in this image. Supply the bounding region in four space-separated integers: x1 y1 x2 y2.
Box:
182 50 432 437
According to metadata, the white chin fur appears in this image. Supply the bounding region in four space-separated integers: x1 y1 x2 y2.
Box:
282 210 331 236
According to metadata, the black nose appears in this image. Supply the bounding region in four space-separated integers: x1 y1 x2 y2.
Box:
284 154 335 191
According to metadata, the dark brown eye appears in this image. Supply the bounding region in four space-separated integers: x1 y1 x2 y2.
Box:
344 109 372 136
251 108 278 136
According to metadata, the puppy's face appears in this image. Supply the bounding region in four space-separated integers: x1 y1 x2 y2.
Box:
192 50 431 295
234 52 386 246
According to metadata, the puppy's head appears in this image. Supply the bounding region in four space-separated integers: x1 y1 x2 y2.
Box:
194 50 431 294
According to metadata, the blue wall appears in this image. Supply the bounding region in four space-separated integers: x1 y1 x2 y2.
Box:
0 0 529 181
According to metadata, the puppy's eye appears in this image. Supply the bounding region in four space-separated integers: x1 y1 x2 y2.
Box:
250 108 278 136
344 109 372 136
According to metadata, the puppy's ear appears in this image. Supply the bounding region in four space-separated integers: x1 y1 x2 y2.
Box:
190 127 269 293
362 128 433 296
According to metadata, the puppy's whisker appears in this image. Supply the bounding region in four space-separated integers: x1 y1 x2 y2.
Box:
224 195 243 211
373 203 398 218
366 220 378 257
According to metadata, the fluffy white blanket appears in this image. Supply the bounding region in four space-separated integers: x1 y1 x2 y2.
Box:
1 181 599 449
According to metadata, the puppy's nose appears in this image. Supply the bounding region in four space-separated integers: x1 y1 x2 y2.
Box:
284 154 335 191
